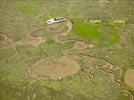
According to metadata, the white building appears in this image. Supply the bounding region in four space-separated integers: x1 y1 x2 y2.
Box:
46 17 67 25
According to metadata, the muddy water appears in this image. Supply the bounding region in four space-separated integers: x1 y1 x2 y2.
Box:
29 57 80 80
124 69 134 89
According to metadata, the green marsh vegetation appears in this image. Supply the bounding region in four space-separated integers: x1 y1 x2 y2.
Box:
72 21 120 46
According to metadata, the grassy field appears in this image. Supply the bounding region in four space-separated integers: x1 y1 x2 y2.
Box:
72 21 120 46
0 0 134 100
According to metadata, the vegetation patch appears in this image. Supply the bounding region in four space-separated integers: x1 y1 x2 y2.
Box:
19 3 37 15
72 21 120 46
0 0 133 99
40 14 52 21
0 35 5 42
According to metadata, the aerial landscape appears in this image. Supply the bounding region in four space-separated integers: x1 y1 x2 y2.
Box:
0 0 134 100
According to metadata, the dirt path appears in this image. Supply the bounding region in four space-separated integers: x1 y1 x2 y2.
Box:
0 27 46 48
53 20 91 48
0 32 16 49
1 20 72 47
0 32 15 43
54 20 73 43
62 47 121 82
62 20 73 36
15 26 47 46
